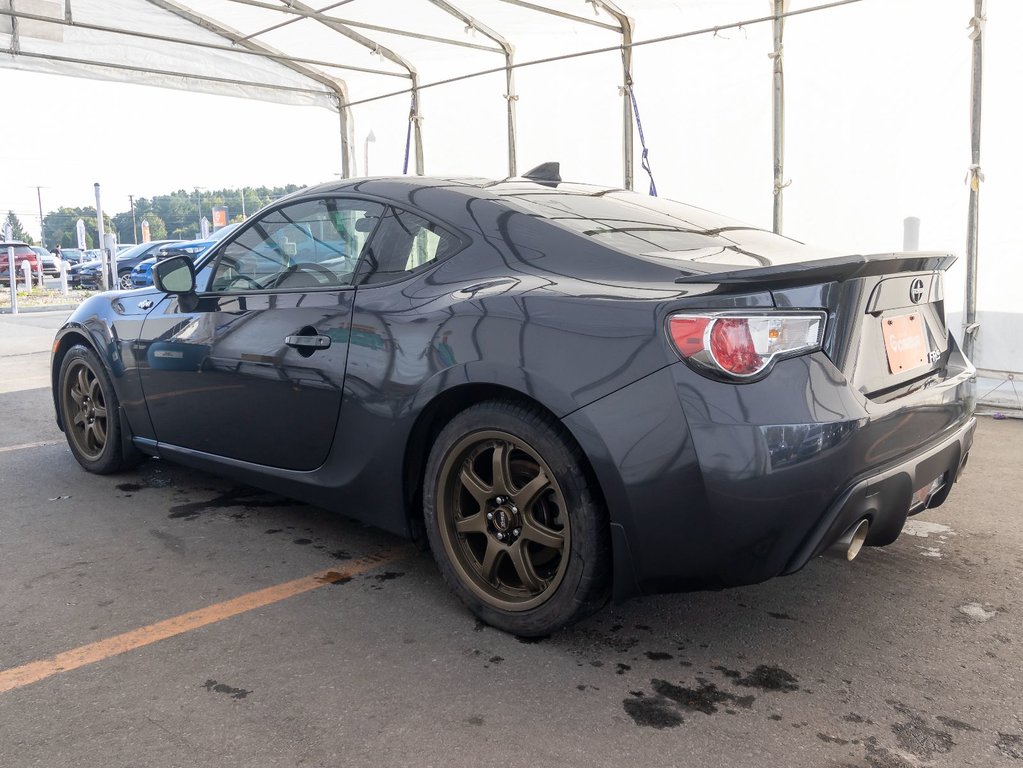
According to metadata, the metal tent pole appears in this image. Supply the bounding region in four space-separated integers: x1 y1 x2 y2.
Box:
273 0 424 175
771 0 787 234
145 0 356 177
593 1 635 191
427 0 518 178
495 0 632 188
963 0 985 363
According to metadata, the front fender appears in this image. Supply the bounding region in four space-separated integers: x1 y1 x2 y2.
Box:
51 292 161 440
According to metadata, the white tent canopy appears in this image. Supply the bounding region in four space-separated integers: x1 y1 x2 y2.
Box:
0 0 640 180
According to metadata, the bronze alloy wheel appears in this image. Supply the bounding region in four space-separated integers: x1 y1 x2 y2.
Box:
436 430 571 612
62 358 109 461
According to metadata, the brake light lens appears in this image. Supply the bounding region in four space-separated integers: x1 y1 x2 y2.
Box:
668 312 825 380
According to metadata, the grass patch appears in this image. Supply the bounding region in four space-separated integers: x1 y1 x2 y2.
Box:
0 287 98 309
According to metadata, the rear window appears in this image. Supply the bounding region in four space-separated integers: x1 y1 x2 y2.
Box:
494 189 762 259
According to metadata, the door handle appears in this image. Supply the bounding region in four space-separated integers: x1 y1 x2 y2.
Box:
285 334 332 350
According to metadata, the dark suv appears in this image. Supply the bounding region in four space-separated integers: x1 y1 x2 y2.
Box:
0 242 41 285
78 240 181 290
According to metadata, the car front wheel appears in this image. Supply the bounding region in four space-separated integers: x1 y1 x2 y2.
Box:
58 344 140 474
424 400 610 637
118 273 134 290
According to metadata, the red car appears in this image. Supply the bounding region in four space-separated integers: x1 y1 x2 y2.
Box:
0 241 41 285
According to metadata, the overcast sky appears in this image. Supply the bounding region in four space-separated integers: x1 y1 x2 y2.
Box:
1 0 1020 335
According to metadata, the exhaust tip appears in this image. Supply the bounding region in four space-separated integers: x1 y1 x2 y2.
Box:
828 519 870 562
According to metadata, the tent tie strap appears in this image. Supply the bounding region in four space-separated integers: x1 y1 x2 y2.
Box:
965 164 984 192
968 14 986 41
402 92 417 174
773 179 792 196
624 83 658 197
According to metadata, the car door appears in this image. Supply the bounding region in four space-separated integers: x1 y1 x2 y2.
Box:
137 196 384 471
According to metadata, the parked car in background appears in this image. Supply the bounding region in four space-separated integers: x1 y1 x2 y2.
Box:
79 240 181 290
50 173 976 637
131 225 240 287
66 258 94 289
0 241 41 284
31 246 63 276
59 248 86 265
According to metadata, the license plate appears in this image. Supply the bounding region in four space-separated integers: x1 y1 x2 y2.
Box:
882 312 928 374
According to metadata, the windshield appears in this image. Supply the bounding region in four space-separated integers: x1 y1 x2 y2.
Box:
208 223 240 243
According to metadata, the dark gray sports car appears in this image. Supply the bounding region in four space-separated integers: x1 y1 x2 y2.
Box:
51 168 976 636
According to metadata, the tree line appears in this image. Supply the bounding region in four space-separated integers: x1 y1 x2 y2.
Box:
27 185 301 249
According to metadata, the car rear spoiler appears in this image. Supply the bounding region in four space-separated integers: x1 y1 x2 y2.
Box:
674 252 957 289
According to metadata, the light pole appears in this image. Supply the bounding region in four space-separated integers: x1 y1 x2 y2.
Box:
35 186 46 249
129 195 138 244
195 187 202 237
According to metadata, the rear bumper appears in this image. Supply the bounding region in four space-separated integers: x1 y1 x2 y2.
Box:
782 415 975 574
564 341 975 600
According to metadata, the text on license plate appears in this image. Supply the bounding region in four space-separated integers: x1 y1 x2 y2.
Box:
882 312 928 374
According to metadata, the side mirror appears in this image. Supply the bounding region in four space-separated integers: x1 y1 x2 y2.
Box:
154 255 196 294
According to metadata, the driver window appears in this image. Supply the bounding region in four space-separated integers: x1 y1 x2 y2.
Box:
208 198 385 292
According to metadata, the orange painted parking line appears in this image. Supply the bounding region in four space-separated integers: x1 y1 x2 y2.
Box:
0 440 64 453
0 547 410 695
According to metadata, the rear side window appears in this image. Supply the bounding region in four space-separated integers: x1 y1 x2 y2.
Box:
359 208 459 285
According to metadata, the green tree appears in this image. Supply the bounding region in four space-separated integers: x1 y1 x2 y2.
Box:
43 207 114 249
140 213 167 240
4 211 35 244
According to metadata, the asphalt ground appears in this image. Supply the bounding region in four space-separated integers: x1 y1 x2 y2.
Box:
1 310 1021 768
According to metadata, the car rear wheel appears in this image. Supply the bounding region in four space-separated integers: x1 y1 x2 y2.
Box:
424 400 610 636
58 345 140 474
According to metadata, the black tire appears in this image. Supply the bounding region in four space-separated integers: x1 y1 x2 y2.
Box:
423 400 610 637
58 344 142 474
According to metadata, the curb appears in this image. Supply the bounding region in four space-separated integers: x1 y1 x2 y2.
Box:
0 305 78 315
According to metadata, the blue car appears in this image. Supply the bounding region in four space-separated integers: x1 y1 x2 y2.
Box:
131 224 240 287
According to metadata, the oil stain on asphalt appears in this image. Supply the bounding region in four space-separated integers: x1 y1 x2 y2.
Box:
202 680 251 700
622 663 799 729
167 486 294 520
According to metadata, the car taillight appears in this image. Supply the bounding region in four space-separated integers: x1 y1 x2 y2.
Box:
668 312 825 381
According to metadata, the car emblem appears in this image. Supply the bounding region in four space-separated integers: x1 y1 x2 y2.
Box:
493 508 510 532
910 278 925 304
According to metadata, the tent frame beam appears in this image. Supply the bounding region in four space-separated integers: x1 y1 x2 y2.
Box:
145 0 356 176
222 0 424 175
493 0 634 190
0 7 408 78
427 0 518 177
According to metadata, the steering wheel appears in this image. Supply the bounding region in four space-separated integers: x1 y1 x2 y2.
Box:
227 274 263 290
272 261 340 288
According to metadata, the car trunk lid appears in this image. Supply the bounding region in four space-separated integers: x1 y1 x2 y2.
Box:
676 251 960 400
